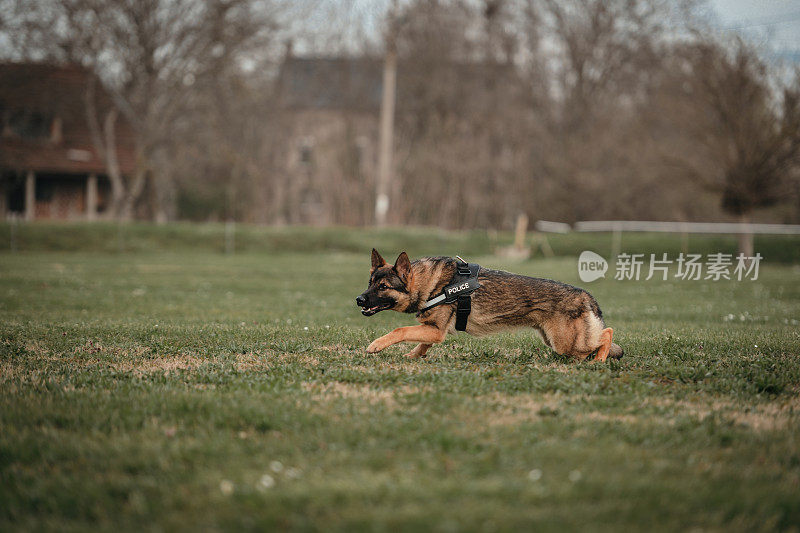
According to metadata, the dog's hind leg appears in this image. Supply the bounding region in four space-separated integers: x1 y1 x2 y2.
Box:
404 343 432 359
594 328 614 362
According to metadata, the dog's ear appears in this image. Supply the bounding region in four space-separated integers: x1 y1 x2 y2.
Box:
393 251 411 282
371 248 387 271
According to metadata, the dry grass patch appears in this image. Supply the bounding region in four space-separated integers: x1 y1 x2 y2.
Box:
302 381 424 410
77 340 152 359
0 359 22 381
647 396 800 432
319 344 358 354
272 352 320 367
15 346 273 378
580 412 640 424
476 392 564 427
107 354 207 374
107 351 274 375
24 341 51 358
348 361 431 375
725 397 800 432
135 263 185 273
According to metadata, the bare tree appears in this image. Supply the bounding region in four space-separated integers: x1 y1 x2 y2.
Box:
2 0 283 221
82 74 146 219
390 0 533 229
516 0 693 222
658 37 800 254
3 0 796 231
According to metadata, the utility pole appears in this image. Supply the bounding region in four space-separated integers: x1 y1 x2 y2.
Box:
375 0 398 227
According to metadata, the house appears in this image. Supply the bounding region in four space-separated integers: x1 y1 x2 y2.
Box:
275 54 521 226
276 56 383 225
0 63 136 220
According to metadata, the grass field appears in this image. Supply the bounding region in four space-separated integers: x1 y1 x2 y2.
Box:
1 225 799 531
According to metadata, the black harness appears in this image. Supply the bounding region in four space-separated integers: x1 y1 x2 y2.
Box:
418 257 481 331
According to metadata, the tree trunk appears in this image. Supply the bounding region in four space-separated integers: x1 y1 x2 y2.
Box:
737 212 753 257
85 77 125 218
148 148 174 224
102 110 126 216
120 166 147 221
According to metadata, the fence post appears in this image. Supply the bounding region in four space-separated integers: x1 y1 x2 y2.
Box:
25 171 35 221
681 226 689 255
611 223 622 260
86 174 98 221
513 213 528 251
9 215 18 252
117 219 126 253
225 220 235 255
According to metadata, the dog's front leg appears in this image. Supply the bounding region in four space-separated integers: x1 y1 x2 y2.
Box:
367 325 446 354
403 343 432 359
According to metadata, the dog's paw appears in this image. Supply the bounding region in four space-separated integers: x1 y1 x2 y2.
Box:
402 351 421 359
366 339 385 353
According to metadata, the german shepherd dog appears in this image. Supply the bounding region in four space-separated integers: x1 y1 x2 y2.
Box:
356 250 623 361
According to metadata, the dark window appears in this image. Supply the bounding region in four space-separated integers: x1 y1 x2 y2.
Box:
4 174 25 213
355 136 369 172
300 144 313 165
35 180 54 202
7 109 51 140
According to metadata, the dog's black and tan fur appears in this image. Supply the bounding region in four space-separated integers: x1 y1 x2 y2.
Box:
356 249 623 361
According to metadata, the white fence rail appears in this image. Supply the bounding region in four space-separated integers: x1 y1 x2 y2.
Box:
536 220 800 235
534 220 571 234
572 221 800 235
534 220 800 259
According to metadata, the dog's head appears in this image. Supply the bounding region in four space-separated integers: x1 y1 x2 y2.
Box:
356 249 412 316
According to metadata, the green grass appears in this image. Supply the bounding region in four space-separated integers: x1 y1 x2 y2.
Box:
2 221 799 263
1 226 799 531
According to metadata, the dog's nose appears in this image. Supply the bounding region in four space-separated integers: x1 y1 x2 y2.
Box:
356 295 366 307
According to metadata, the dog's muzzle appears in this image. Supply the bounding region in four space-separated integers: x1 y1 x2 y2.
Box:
356 294 392 316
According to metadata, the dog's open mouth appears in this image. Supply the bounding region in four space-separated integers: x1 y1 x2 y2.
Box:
360 303 392 316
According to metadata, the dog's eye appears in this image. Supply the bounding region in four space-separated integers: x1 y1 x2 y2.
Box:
379 282 389 290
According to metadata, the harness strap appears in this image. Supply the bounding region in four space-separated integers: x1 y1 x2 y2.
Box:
419 293 445 310
455 294 471 331
418 258 480 332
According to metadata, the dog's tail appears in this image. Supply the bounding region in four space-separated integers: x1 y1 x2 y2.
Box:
609 343 624 359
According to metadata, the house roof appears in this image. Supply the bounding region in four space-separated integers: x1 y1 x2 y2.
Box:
0 63 136 175
279 57 384 111
278 56 519 113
